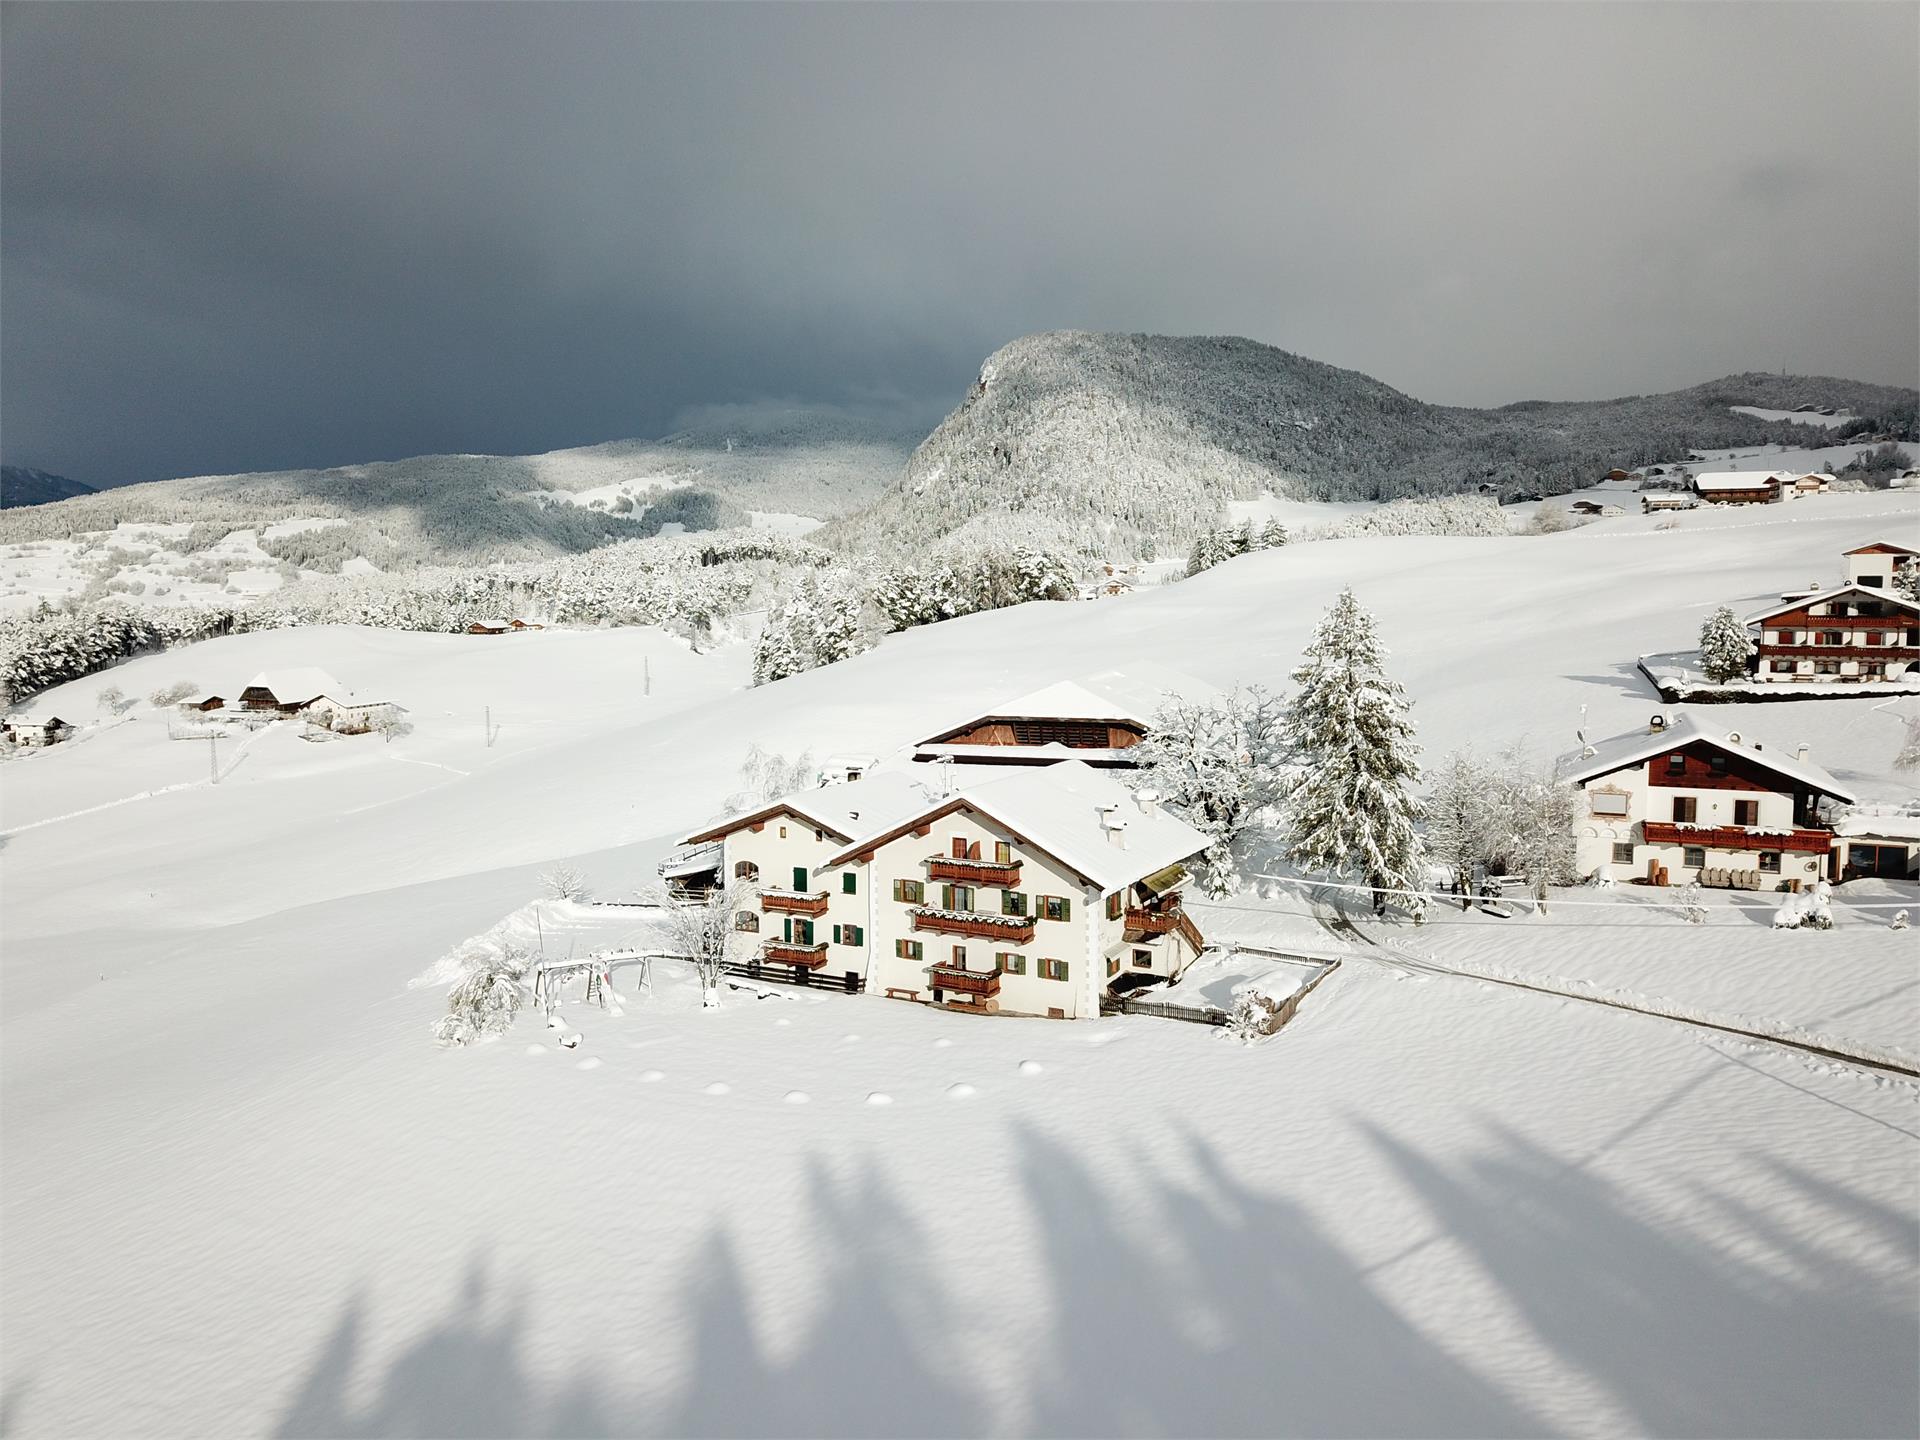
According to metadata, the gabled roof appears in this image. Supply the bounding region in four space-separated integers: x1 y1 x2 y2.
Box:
680 769 947 847
824 759 1211 893
1844 540 1919 557
1692 471 1788 492
1561 712 1854 802
244 668 348 702
916 665 1220 744
1745 583 1920 625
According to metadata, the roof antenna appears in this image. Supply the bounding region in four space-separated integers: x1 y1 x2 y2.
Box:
1575 703 1587 746
935 753 955 800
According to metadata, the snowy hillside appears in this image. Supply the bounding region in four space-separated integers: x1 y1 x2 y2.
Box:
2 489 1916 1437
823 332 1918 557
0 402 920 568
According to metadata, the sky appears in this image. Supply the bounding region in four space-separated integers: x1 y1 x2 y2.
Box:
3 2 1916 488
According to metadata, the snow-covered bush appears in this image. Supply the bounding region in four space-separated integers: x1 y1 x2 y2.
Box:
652 881 757 1007
724 744 817 812
1895 712 1920 773
1524 504 1585 535
1131 686 1289 895
1225 990 1284 1044
433 943 530 1045
1282 590 1425 918
1491 747 1580 911
1698 606 1754 683
96 685 127 715
148 679 199 707
1425 749 1501 907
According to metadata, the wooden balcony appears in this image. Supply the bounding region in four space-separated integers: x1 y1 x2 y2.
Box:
1641 821 1831 854
929 964 1002 999
762 941 830 968
1124 905 1181 940
909 908 1037 944
1759 644 1918 661
761 889 830 916
928 855 1022 886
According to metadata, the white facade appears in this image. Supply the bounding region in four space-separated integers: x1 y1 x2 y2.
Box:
684 761 1209 1018
1843 545 1918 589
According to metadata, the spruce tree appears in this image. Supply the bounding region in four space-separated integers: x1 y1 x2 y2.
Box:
1698 605 1753 683
1281 589 1425 918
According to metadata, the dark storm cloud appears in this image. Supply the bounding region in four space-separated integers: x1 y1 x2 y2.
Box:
3 1 1916 486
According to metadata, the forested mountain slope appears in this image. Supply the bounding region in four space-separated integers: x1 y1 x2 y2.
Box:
1 466 97 509
822 331 1918 557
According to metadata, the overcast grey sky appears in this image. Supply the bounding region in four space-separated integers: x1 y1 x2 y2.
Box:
3 2 1915 486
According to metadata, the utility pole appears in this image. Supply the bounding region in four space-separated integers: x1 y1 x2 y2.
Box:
206 731 221 785
644 656 651 696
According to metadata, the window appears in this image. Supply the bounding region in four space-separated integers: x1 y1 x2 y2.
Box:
1758 852 1780 872
942 884 975 912
1683 846 1706 868
1818 631 1845 647
1859 574 1884 587
1106 891 1125 919
734 860 760 881
792 866 810 892
1611 842 1634 865
1708 754 1728 774
895 938 922 961
1733 799 1758 826
734 911 759 932
996 952 1026 975
1672 797 1697 823
832 924 863 946
994 841 1012 864
951 945 966 965
842 873 857 895
778 825 787 839
1590 792 1629 817
1666 754 1687 775
1132 949 1152 968
1770 659 1795 673
1040 895 1072 922
1002 890 1028 916
1816 660 1840 675
893 878 924 905
1039 957 1070 982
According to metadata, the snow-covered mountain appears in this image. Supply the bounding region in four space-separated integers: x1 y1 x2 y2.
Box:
823 331 1918 557
0 465 96 509
0 403 923 566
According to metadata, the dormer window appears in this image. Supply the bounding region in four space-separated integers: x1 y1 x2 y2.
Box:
1709 754 1728 774
1666 754 1686 775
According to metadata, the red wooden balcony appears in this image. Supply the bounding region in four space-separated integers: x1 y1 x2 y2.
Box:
1641 822 1831 854
909 908 1037 944
928 855 1022 886
761 889 830 916
1124 905 1181 940
929 963 1002 999
762 941 830 968
1758 644 1918 661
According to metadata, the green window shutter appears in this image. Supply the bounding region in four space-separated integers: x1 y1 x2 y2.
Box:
941 883 955 910
1058 898 1071 922
851 925 864 946
793 866 809 892
1003 891 1026 916
842 873 857 894
832 925 842 944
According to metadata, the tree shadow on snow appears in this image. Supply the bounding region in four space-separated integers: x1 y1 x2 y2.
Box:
268 1122 1917 1438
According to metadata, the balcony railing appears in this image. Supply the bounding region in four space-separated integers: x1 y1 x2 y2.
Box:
761 888 830 916
762 941 831 968
909 908 1037 944
1641 821 1831 854
929 964 1002 999
1124 905 1181 939
928 855 1022 886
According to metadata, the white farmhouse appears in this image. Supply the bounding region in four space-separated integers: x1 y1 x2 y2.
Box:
679 760 1212 1018
1842 540 1919 589
1564 713 1854 889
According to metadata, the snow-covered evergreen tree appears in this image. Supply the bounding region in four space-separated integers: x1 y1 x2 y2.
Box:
1698 605 1754 683
1281 589 1425 918
1424 748 1500 907
1130 686 1289 895
1259 518 1289 549
1894 711 1920 773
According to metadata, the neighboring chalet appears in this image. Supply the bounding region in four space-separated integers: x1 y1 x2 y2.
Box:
911 668 1216 770
1792 472 1834 496
1745 584 1919 684
466 618 546 635
1843 541 1918 590
1566 713 1855 888
678 760 1212 1018
1692 471 1788 505
1832 814 1920 883
3 714 73 747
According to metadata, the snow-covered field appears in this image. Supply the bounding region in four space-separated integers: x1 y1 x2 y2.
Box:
3 492 1917 1436
0 519 355 613
1728 405 1861 430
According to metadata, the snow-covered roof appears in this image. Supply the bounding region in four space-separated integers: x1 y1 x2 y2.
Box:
1560 712 1854 802
1834 812 1920 842
1692 471 1788 492
681 769 950 847
1843 540 1919 557
916 665 1220 744
245 668 349 703
1745 583 1919 624
824 759 1211 893
914 742 1134 764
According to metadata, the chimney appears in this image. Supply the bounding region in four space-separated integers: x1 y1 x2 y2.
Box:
1648 713 1667 734
1796 743 1810 763
1100 804 1128 848
1134 787 1161 816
